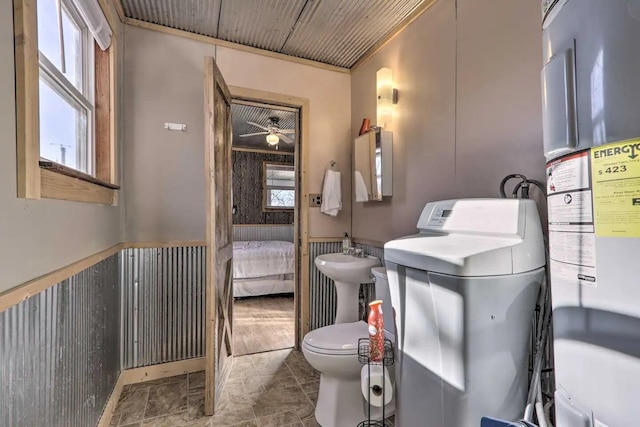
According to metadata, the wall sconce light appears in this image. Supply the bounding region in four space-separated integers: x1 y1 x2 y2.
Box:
376 67 398 129
266 134 280 145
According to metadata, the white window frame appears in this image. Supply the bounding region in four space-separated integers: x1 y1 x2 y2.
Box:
38 0 95 175
263 161 295 210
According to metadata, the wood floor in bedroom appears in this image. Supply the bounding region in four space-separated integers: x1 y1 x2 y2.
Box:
233 295 295 356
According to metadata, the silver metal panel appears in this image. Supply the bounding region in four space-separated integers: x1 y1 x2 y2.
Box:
121 246 206 369
120 0 433 68
309 241 341 330
0 255 120 427
542 0 640 160
309 241 381 330
232 103 296 152
281 0 426 68
233 225 294 242
122 0 222 37
217 0 305 51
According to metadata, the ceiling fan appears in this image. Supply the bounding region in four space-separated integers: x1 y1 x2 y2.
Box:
239 116 295 145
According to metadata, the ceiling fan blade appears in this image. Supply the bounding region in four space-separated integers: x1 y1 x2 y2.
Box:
239 132 268 137
278 129 295 134
278 133 294 144
246 121 270 131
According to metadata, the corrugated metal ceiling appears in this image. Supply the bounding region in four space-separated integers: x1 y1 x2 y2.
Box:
123 0 222 37
121 0 430 68
232 103 297 152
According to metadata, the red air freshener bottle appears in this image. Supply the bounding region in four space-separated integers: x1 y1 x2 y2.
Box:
368 300 385 362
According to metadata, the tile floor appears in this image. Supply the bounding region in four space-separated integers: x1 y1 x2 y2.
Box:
111 348 394 427
111 348 320 427
110 349 393 427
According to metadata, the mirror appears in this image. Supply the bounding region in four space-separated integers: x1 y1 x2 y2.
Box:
354 130 393 202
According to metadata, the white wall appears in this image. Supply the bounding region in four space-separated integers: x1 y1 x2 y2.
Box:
0 2 124 293
351 0 546 244
123 26 352 242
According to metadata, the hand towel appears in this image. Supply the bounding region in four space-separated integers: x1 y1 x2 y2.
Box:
354 171 369 202
321 169 342 216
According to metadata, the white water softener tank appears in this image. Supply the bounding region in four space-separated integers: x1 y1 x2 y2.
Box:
542 1 640 425
384 199 545 427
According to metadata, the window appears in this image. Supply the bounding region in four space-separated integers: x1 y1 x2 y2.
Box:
14 0 119 204
37 0 94 174
263 162 295 209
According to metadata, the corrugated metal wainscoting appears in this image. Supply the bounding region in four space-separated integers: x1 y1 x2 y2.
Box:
0 255 120 427
120 246 206 369
233 225 294 242
309 242 341 331
308 242 385 331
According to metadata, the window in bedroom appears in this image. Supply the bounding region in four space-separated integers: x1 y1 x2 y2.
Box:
263 162 295 210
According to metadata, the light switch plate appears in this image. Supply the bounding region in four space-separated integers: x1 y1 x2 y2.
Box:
309 194 322 207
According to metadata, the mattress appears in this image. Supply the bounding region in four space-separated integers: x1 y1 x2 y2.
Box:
233 240 294 279
234 274 294 298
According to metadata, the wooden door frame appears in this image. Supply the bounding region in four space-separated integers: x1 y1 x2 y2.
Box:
229 86 311 347
204 56 233 416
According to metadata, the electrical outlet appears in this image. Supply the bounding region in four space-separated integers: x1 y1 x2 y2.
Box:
309 194 322 207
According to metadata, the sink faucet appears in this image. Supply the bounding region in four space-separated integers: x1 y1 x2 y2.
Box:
346 247 366 258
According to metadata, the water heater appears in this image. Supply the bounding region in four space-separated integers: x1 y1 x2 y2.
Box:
542 1 640 426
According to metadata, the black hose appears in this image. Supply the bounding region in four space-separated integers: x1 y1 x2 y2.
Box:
500 174 528 198
529 179 547 197
500 174 546 199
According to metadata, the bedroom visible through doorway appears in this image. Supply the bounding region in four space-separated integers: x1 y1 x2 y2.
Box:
231 100 299 356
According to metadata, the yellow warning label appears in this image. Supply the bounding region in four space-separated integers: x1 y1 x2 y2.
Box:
591 139 640 237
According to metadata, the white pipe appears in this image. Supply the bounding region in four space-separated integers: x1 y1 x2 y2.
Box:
536 380 551 427
524 273 550 421
544 401 554 426
524 403 535 422
536 401 548 427
524 242 553 422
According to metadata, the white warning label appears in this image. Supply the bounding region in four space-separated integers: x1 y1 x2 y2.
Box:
549 231 596 267
547 151 590 195
549 260 597 287
548 190 594 230
547 150 597 287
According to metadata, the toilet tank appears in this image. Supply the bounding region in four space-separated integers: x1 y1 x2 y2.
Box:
371 267 395 340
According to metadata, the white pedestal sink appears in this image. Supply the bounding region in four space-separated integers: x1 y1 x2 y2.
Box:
314 253 381 324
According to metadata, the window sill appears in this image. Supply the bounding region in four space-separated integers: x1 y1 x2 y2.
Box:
263 208 295 213
39 161 119 205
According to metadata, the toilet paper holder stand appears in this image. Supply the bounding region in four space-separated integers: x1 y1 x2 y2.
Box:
357 338 395 427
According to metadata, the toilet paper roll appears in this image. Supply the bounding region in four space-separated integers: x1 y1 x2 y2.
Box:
360 365 393 407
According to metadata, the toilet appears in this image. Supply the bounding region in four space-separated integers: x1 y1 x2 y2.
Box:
302 267 395 427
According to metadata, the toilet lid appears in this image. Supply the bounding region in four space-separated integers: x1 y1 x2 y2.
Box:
303 321 369 355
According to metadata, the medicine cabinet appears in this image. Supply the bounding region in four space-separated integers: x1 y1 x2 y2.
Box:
354 130 393 202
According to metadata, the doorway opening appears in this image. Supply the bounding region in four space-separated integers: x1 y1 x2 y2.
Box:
230 99 300 356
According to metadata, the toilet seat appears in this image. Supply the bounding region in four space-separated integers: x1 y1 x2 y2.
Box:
303 321 368 356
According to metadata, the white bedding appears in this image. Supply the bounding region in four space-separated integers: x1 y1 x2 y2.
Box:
233 240 294 279
234 274 294 298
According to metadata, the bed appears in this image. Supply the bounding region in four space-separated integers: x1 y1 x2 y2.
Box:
233 240 295 298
